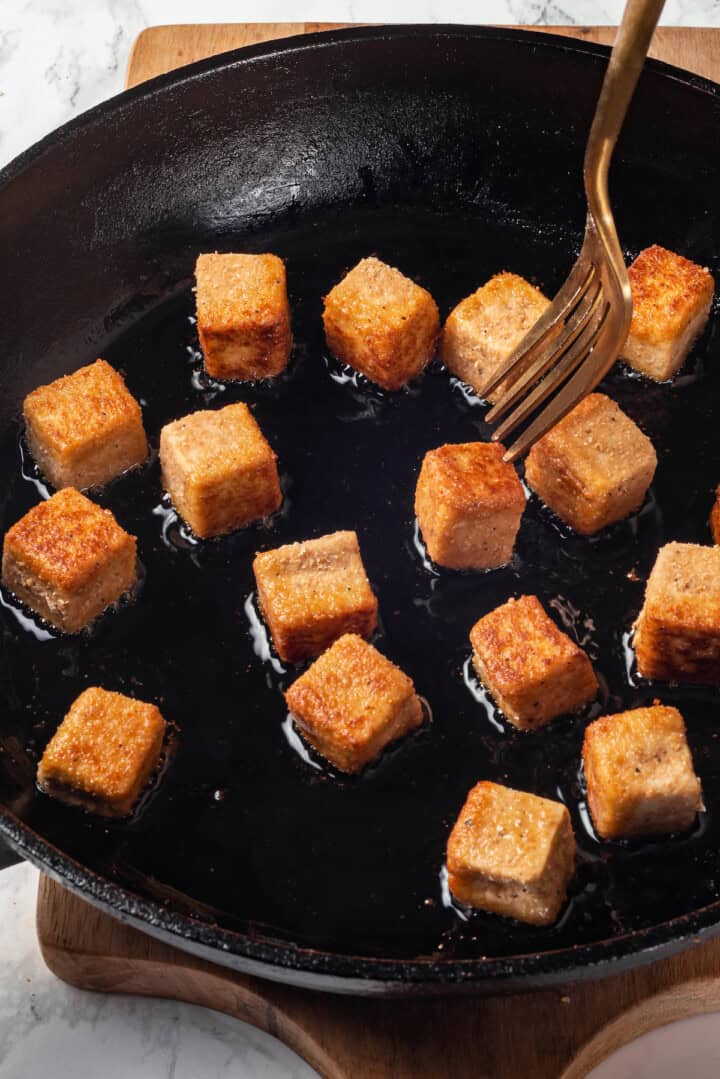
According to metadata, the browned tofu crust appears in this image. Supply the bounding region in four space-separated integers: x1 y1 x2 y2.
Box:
622 245 714 381
37 687 166 817
440 272 550 401
634 542 720 684
447 781 575 926
23 359 148 490
323 256 440 390
195 253 292 380
627 245 713 345
1 488 137 633
417 442 525 516
159 403 282 538
253 530 378 663
525 393 657 535
470 595 598 728
414 442 525 570
284 633 423 773
711 486 720 545
582 706 703 840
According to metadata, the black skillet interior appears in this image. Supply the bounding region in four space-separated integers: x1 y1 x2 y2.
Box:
1 25 720 994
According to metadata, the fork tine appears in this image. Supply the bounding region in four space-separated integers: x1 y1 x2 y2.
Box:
503 319 617 462
483 0 665 460
478 255 595 401
491 301 609 446
486 275 603 424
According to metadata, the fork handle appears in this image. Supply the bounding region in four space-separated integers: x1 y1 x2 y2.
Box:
584 0 666 206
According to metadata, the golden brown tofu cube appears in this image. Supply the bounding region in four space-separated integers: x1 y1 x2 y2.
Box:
322 256 440 391
37 687 166 817
525 393 657 535
440 272 550 401
253 530 378 664
1 488 136 634
583 705 703 839
284 633 423 772
414 442 525 570
621 245 714 381
159 403 282 539
23 359 148 491
195 253 292 381
711 487 720 545
446 781 574 925
470 595 598 729
634 542 720 685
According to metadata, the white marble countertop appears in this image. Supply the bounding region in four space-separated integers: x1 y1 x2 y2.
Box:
0 862 314 1078
3 1 720 1076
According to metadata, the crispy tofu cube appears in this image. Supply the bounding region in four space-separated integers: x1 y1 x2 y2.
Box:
285 634 423 772
621 245 714 381
470 595 598 729
37 687 166 817
583 705 703 839
323 256 440 390
253 531 378 663
1 488 136 633
634 542 720 684
195 253 292 381
525 393 657 535
711 487 720 545
446 781 574 925
414 442 525 570
23 359 148 491
159 403 281 539
440 272 550 401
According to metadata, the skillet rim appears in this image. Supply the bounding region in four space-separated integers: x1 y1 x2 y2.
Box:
2 22 720 993
1 22 719 193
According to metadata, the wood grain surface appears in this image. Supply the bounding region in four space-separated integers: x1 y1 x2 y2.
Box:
36 22 720 1079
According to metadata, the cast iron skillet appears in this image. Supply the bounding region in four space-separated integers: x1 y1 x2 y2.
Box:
1 25 720 996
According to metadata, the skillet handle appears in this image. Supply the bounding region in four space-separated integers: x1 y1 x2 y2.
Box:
0 836 23 870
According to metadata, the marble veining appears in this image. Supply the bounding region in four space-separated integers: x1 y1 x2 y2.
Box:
0 863 315 1077
2 0 720 1075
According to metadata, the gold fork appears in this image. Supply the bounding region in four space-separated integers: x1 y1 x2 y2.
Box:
481 0 666 463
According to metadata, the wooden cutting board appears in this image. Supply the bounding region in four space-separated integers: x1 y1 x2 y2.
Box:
36 24 720 1079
